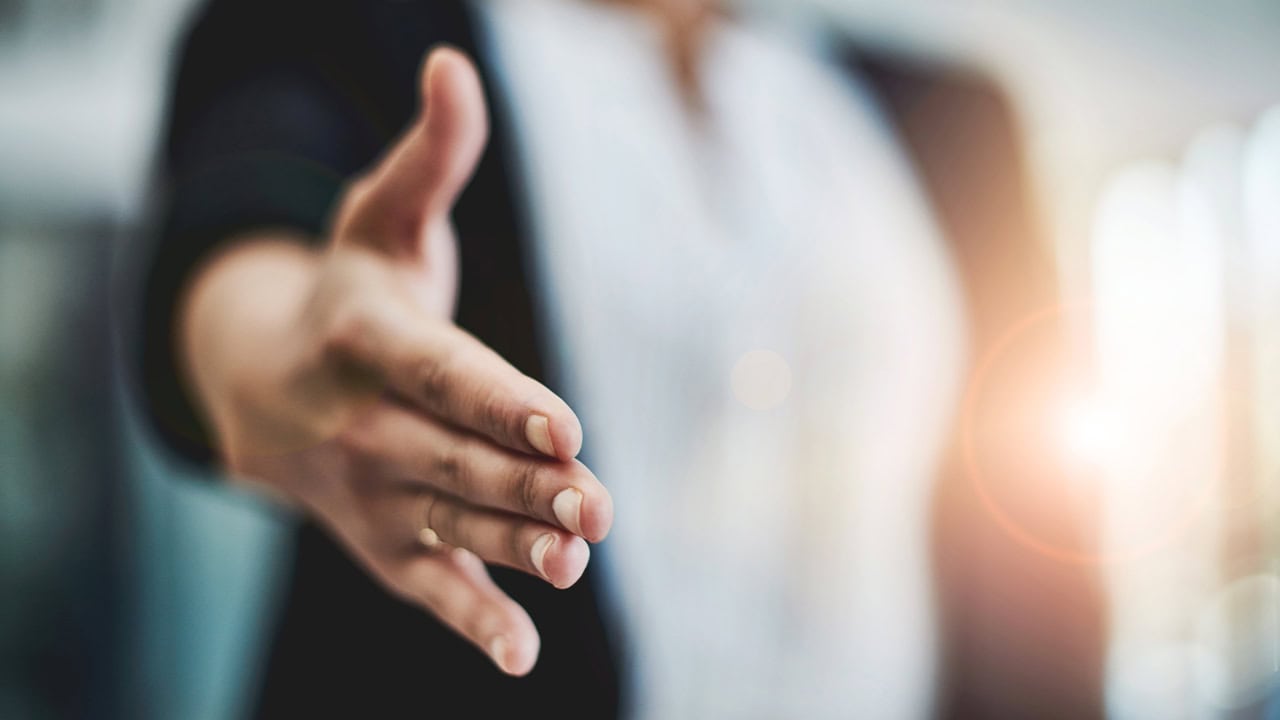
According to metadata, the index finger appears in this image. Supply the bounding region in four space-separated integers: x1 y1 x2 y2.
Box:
328 299 583 460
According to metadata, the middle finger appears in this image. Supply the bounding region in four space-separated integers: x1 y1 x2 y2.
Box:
348 402 613 541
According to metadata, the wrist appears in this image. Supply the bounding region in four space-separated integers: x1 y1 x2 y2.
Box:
180 232 323 457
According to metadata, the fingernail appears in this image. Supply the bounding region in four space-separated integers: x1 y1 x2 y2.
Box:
488 636 510 674
525 414 556 456
530 533 556 579
552 488 584 536
418 527 441 548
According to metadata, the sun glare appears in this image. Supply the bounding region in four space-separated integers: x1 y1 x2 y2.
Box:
1059 394 1120 466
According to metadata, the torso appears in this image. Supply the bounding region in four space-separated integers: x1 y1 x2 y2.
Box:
480 1 966 716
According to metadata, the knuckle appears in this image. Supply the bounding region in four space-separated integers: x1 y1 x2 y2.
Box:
509 520 531 567
509 461 543 516
322 300 374 363
476 386 523 445
429 442 467 490
410 351 452 410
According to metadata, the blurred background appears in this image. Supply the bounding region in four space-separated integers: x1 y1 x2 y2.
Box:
1 0 1278 718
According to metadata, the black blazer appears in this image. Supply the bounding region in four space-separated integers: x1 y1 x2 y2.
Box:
138 0 1104 717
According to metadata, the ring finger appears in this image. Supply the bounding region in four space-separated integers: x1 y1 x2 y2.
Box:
399 488 590 590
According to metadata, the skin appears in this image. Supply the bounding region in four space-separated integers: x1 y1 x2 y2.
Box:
180 2 714 678
183 50 607 676
606 0 718 107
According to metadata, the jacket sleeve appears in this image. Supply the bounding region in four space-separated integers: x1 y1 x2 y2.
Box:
135 0 395 465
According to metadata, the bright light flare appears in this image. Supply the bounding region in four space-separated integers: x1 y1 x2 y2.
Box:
1058 394 1121 467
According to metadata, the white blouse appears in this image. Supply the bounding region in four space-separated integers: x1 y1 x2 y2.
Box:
479 1 967 717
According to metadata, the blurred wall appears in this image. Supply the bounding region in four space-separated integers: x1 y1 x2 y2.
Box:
0 1 291 718
804 0 1280 290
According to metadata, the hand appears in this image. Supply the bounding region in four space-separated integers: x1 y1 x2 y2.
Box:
179 48 612 676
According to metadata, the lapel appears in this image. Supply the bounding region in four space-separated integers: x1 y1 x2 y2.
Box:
369 0 550 387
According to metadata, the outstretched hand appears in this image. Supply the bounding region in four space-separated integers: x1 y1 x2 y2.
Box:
180 48 612 676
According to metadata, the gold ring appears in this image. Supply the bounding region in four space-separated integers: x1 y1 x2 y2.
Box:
418 493 442 549
418 526 441 548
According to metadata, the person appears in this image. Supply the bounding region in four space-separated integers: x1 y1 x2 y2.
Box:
135 0 1104 716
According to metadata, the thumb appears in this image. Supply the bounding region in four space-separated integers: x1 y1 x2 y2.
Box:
337 47 489 255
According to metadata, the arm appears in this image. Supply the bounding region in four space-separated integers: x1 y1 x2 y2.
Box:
162 49 612 677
